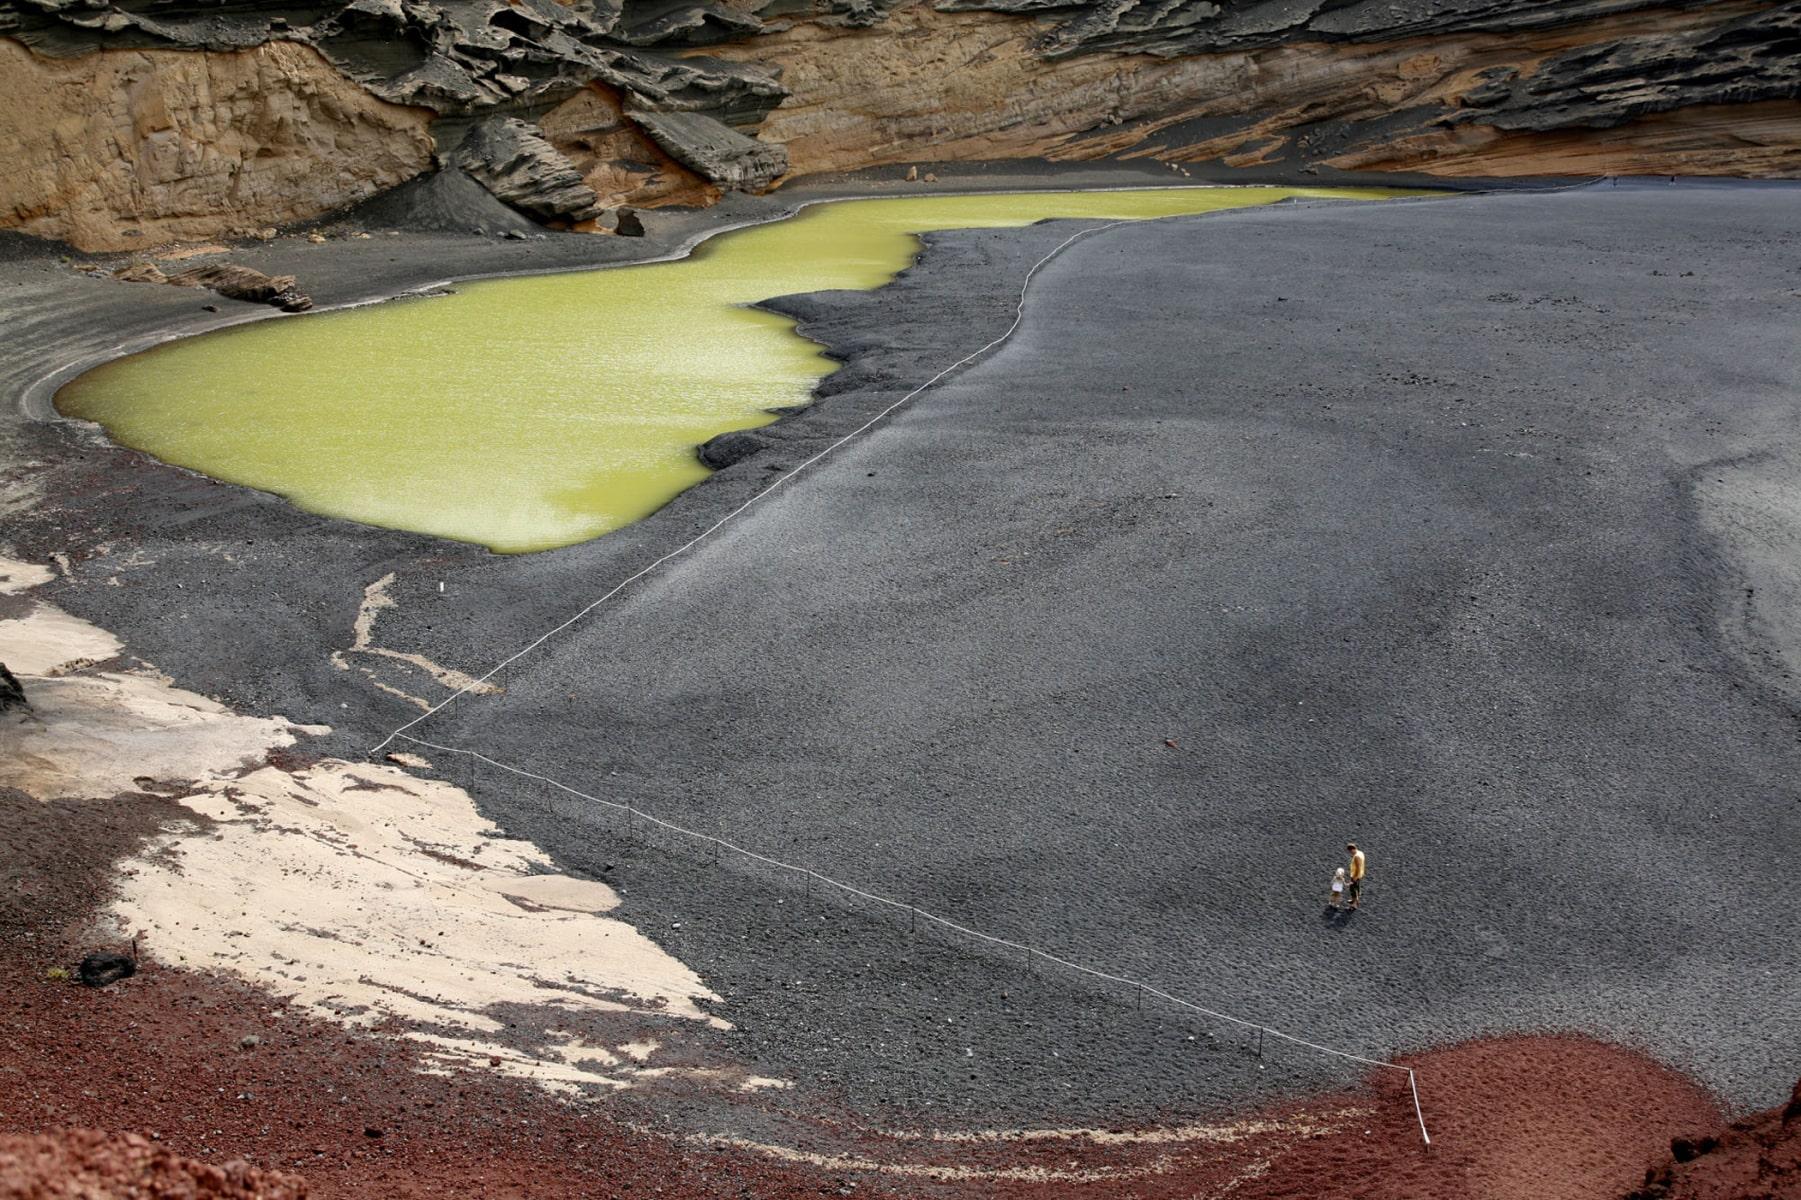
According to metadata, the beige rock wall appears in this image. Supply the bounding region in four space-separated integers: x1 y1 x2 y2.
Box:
710 2 1800 180
0 38 434 252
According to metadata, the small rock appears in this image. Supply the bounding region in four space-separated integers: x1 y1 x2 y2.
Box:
614 208 645 238
112 263 167 285
905 165 918 181
77 950 136 988
306 232 326 244
201 304 219 313
238 1033 261 1050
256 228 278 241
923 172 937 183
0 662 26 713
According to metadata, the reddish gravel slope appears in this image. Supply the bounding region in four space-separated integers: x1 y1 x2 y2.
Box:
0 1130 306 1200
0 786 1747 1199
1627 1079 1801 1200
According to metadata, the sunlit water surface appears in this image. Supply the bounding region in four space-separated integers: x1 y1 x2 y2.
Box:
59 188 1407 552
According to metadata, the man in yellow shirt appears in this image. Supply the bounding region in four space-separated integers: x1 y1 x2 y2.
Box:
1346 843 1367 910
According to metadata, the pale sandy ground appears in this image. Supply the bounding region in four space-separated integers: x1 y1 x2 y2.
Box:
0 551 779 1096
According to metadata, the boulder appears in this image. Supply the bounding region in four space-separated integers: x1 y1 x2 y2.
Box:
449 116 604 224
76 950 136 987
0 663 25 713
164 263 313 311
697 429 769 470
628 110 789 192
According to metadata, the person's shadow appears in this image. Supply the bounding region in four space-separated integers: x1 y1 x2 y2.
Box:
1320 905 1358 929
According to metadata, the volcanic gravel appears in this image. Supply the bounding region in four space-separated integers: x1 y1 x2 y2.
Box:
390 181 1801 1126
4 179 1799 1171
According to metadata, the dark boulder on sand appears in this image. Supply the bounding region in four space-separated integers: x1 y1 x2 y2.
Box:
698 430 771 470
165 263 313 312
0 662 25 713
76 950 136 988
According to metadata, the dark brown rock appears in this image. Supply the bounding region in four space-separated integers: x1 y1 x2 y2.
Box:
164 263 313 311
0 663 25 713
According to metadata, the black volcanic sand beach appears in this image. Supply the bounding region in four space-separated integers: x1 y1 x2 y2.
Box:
6 179 1800 1139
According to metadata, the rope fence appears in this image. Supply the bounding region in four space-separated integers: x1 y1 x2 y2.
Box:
368 212 1433 1147
400 730 1431 1145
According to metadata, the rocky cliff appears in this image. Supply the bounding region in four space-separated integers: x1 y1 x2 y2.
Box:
1 0 1796 248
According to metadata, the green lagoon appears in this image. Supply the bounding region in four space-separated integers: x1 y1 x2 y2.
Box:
59 187 1406 553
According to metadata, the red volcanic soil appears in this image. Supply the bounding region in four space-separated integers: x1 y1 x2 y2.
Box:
0 785 1744 1199
1235 1036 1725 1200
1627 1078 1801 1200
0 1129 306 1199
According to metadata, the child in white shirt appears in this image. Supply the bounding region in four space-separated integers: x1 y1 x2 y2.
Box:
1329 867 1347 908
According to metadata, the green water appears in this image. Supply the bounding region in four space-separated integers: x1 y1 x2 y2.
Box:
59 187 1405 553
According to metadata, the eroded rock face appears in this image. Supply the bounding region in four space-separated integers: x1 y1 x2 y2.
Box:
719 0 1801 181
540 84 723 210
0 38 434 252
0 0 1796 249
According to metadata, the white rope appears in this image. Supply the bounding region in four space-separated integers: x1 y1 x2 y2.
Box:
398 730 1430 1141
369 219 1128 757
367 212 1433 1145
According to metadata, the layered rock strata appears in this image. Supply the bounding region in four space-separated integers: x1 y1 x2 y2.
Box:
718 0 1801 181
0 0 1797 248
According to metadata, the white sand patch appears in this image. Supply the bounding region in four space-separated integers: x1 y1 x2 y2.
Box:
700 1109 1349 1184
0 554 741 1096
0 553 56 595
111 758 733 1091
332 572 500 710
0 596 305 800
483 873 621 912
0 672 304 799
1 601 124 674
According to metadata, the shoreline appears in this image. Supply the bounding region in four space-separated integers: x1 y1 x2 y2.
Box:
16 175 1476 428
